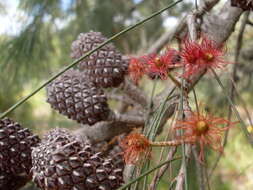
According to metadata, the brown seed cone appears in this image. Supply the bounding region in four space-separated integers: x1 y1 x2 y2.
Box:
108 145 125 171
0 170 30 190
231 0 253 10
0 118 40 175
71 31 128 88
31 128 124 190
43 128 77 143
46 69 110 126
92 141 125 171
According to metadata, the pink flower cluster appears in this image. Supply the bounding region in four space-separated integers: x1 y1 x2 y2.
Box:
128 36 230 83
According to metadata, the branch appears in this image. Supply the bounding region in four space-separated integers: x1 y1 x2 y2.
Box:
105 92 136 105
147 0 220 53
75 121 136 144
121 78 149 107
108 111 145 126
147 16 187 53
202 1 243 44
187 13 198 41
75 112 145 144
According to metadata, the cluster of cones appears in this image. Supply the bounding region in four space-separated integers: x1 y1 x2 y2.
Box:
0 119 124 190
1 31 128 190
47 31 129 126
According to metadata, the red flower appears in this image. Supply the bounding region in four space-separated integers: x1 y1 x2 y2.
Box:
128 57 146 84
145 48 180 80
120 133 151 164
180 36 230 79
174 110 236 162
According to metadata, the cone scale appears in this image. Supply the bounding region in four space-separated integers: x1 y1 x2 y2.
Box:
71 31 128 88
46 69 110 126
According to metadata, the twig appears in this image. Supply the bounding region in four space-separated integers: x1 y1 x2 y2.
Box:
175 93 193 190
234 12 250 63
108 111 145 126
202 1 243 44
179 82 189 190
105 92 136 105
176 9 199 190
75 111 145 144
147 16 187 54
121 78 149 108
187 13 198 41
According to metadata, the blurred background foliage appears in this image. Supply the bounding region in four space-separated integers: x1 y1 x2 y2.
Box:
0 0 253 189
